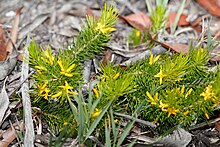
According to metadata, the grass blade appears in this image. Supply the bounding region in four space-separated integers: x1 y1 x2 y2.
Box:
171 0 186 34
85 99 113 141
105 120 111 147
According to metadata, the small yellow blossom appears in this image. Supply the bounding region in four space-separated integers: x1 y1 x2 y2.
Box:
92 108 101 118
183 110 189 116
149 54 160 65
136 30 141 37
200 85 215 101
42 88 50 100
167 107 179 117
44 49 54 64
58 58 65 72
185 88 193 98
57 58 76 77
95 23 116 34
35 66 47 71
60 72 73 77
51 91 63 98
154 66 166 85
159 100 169 111
205 113 209 119
66 64 76 72
59 81 73 94
38 82 48 95
146 91 158 105
181 85 185 95
93 88 99 98
113 73 120 80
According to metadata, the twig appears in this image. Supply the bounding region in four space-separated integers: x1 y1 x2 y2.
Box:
114 112 157 128
21 34 35 147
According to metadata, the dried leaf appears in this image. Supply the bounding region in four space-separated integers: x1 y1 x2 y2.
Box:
156 128 192 147
0 128 17 147
0 26 7 61
167 12 190 28
6 7 23 55
147 30 189 53
196 0 220 17
121 12 152 31
0 78 9 124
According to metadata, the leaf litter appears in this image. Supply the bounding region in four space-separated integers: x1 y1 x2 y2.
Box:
0 0 220 146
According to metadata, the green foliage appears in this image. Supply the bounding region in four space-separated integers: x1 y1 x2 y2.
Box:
70 3 118 60
150 0 168 34
95 63 135 108
28 4 119 134
127 48 220 133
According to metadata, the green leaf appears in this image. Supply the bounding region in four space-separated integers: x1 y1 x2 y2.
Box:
105 120 111 147
85 99 114 142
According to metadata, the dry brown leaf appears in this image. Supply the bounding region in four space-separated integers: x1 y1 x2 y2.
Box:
196 0 220 17
0 128 17 147
121 12 152 31
167 12 190 28
0 26 7 61
6 7 23 55
147 30 189 53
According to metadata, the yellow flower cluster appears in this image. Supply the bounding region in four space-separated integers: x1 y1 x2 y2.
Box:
37 82 50 100
58 58 76 77
41 48 54 65
37 80 77 100
200 85 216 101
146 85 193 117
95 22 116 34
149 54 160 65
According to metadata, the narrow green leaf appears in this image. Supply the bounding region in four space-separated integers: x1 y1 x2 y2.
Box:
171 0 186 34
116 120 135 147
85 99 113 141
105 120 111 147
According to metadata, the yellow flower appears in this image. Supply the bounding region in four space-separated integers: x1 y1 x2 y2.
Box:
149 54 160 65
183 110 189 116
58 58 65 72
159 100 169 111
167 107 179 117
92 108 101 118
93 88 99 98
154 66 166 85
44 49 54 64
57 58 76 77
66 64 76 72
113 73 120 80
95 22 116 34
51 91 63 98
146 91 158 105
185 88 193 98
205 113 209 119
200 85 215 101
38 82 48 95
181 85 185 95
35 66 47 71
42 88 50 100
136 30 141 37
59 81 73 94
